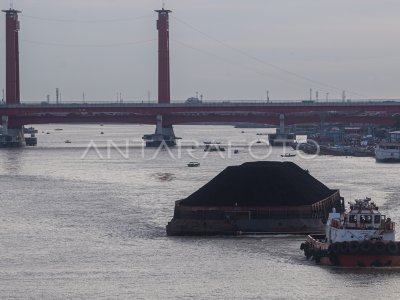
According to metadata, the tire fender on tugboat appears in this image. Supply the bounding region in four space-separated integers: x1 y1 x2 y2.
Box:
360 241 373 254
339 241 349 254
374 241 386 254
386 241 398 255
348 241 360 254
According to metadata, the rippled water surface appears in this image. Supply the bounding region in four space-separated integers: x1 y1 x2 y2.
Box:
1 125 399 299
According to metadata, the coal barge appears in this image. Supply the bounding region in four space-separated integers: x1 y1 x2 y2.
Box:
166 161 344 236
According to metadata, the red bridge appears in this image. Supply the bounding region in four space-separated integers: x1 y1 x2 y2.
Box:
1 7 400 147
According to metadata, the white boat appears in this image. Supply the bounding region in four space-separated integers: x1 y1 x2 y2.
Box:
301 198 399 267
375 131 400 162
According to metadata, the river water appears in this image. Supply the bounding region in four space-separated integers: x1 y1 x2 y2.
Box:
0 124 399 299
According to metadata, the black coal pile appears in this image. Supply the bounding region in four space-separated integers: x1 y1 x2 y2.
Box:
181 161 334 207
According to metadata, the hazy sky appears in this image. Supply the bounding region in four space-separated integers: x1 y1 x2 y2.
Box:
1 0 400 102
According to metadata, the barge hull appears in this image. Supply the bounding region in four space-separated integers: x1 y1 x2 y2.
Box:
167 218 325 236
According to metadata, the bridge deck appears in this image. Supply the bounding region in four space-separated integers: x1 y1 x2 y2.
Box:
1 101 399 127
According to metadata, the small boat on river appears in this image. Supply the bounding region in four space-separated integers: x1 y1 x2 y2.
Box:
301 197 399 267
204 143 225 152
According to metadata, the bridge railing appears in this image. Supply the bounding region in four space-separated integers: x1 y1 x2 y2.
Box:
1 100 400 108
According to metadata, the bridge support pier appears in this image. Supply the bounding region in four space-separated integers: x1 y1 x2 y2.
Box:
142 115 177 147
268 114 296 146
0 116 25 147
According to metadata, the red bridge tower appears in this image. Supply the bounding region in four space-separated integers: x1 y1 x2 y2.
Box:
3 8 20 104
142 7 178 147
1 8 25 147
156 8 171 104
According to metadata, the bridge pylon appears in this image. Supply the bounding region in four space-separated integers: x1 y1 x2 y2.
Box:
0 115 25 147
143 7 177 147
142 115 177 147
1 7 25 148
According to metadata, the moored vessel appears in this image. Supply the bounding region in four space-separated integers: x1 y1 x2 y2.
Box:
375 131 400 162
294 142 375 157
301 197 399 267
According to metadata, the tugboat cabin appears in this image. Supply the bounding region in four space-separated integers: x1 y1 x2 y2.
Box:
345 200 386 230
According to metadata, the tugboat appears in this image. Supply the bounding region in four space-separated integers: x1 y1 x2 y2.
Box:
301 198 399 267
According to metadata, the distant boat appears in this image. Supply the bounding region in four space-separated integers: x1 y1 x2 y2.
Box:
204 144 225 152
281 153 296 158
203 140 221 145
54 128 63 131
234 149 239 154
100 132 104 135
65 140 72 144
187 162 200 167
294 142 375 157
